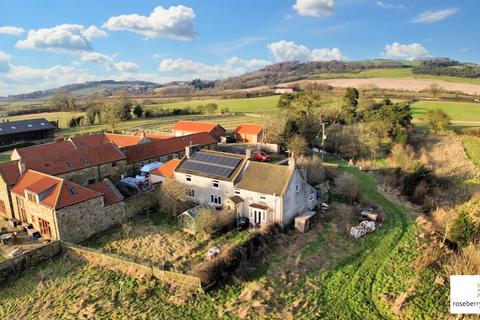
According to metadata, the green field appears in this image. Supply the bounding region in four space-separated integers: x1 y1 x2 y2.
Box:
463 137 480 167
2 111 85 128
411 101 480 122
0 164 448 319
146 95 280 113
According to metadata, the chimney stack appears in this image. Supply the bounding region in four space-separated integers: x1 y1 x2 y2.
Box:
288 152 296 171
185 144 199 158
18 161 26 175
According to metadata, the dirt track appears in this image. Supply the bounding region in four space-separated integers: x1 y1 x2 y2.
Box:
277 77 480 95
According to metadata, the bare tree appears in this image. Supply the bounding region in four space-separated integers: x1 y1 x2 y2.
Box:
101 99 123 131
156 178 189 217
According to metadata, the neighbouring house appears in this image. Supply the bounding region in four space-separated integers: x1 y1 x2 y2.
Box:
273 85 300 94
172 120 226 141
0 118 55 151
234 123 264 143
9 170 125 243
149 159 181 184
173 147 317 227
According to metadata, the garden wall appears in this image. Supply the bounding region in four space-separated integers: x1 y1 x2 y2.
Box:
0 241 62 283
63 242 203 291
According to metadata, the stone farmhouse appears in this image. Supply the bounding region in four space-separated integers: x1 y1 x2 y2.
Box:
0 132 218 243
173 147 317 227
172 120 226 141
234 123 264 143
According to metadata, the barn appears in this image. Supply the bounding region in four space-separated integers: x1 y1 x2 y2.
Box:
0 118 55 151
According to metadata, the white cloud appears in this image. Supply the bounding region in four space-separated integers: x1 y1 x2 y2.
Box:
78 52 139 73
382 42 430 60
103 5 196 40
293 0 335 17
0 50 10 73
267 40 345 62
0 26 25 36
411 8 458 23
225 56 271 69
376 1 406 10
16 24 107 53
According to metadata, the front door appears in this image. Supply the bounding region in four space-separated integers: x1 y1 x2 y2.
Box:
249 209 263 225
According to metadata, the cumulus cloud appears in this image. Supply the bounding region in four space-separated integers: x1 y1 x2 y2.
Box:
16 24 107 53
293 0 335 17
0 26 25 36
267 40 345 62
382 42 430 60
411 8 458 23
79 52 139 73
158 56 271 80
103 5 196 40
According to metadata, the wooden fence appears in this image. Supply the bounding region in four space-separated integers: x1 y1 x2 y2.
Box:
62 242 203 292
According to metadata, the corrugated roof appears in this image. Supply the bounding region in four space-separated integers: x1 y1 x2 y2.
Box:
89 180 124 206
172 120 219 133
234 123 264 136
0 160 20 186
11 170 101 209
0 118 54 136
123 132 216 163
22 143 125 175
151 159 181 178
235 161 293 195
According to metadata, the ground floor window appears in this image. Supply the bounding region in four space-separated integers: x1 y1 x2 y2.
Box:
186 188 195 197
210 195 222 205
39 218 52 238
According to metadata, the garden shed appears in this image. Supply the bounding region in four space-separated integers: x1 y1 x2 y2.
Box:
178 204 216 234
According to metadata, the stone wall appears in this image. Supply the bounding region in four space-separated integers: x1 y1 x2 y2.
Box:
56 197 125 243
0 241 61 283
98 159 128 183
59 166 99 186
13 193 59 239
0 180 13 220
124 192 158 217
58 159 128 187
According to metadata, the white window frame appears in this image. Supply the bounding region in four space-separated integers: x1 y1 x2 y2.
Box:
308 193 315 201
210 194 222 205
212 180 219 189
186 175 192 182
249 208 266 225
234 189 240 195
295 184 299 193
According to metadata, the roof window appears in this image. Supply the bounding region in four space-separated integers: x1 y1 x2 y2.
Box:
68 187 78 195
11 126 16 129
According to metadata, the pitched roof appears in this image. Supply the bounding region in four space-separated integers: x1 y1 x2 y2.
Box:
11 170 101 210
15 140 76 159
89 180 124 206
0 160 20 186
0 118 54 136
151 159 181 178
123 132 216 163
143 133 174 140
22 143 125 176
70 133 146 149
172 120 220 133
235 161 294 195
234 123 264 136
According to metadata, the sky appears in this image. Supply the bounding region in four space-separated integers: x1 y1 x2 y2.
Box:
0 0 478 96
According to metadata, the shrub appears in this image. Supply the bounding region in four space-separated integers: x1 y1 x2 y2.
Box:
194 208 217 235
448 212 479 247
402 165 432 201
156 179 189 217
424 109 451 132
297 156 325 185
334 173 359 204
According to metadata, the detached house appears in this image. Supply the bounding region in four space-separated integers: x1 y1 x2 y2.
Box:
172 120 226 141
234 124 264 143
173 147 317 227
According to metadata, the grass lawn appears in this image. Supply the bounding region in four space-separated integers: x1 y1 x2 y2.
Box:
0 162 449 319
463 137 480 167
411 100 480 122
0 152 11 163
2 111 85 128
145 95 280 114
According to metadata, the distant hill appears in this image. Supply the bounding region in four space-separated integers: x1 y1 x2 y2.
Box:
2 80 161 101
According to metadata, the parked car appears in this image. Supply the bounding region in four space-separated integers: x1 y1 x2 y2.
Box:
252 150 271 162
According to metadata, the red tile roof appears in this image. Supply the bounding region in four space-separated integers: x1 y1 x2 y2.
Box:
151 159 181 178
172 120 220 133
123 132 216 164
143 133 174 140
15 141 76 159
22 143 125 176
234 123 264 136
70 133 145 149
0 160 20 186
11 170 101 210
89 180 123 206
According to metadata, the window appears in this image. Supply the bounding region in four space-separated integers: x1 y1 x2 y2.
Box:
40 122 46 126
212 180 219 188
39 218 52 238
111 161 117 167
308 194 315 201
68 187 78 195
81 159 89 165
259 196 266 200
10 126 16 129
234 190 240 195
88 179 96 185
16 196 27 223
295 184 299 193
186 175 192 182
0 200 5 214
186 188 195 197
210 195 222 205
27 192 36 202
249 209 266 225
27 124 32 127
66 160 73 168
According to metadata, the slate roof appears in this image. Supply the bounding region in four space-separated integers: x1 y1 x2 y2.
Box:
235 161 294 195
11 170 101 210
172 120 221 133
89 179 124 206
0 160 20 186
0 118 54 136
234 124 263 136
123 132 216 163
151 159 181 178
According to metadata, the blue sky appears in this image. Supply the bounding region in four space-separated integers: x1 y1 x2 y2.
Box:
0 0 478 95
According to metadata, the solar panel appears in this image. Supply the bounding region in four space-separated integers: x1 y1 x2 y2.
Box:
181 151 242 178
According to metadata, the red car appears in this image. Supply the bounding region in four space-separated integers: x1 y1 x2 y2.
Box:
252 150 271 162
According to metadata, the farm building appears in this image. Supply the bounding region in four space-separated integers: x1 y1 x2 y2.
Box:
173 146 317 227
172 120 226 141
0 118 55 151
234 124 264 143
149 159 181 184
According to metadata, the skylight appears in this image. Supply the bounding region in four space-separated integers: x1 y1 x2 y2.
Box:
11 126 16 129
40 123 45 126
81 159 89 165
27 124 32 127
68 187 78 195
